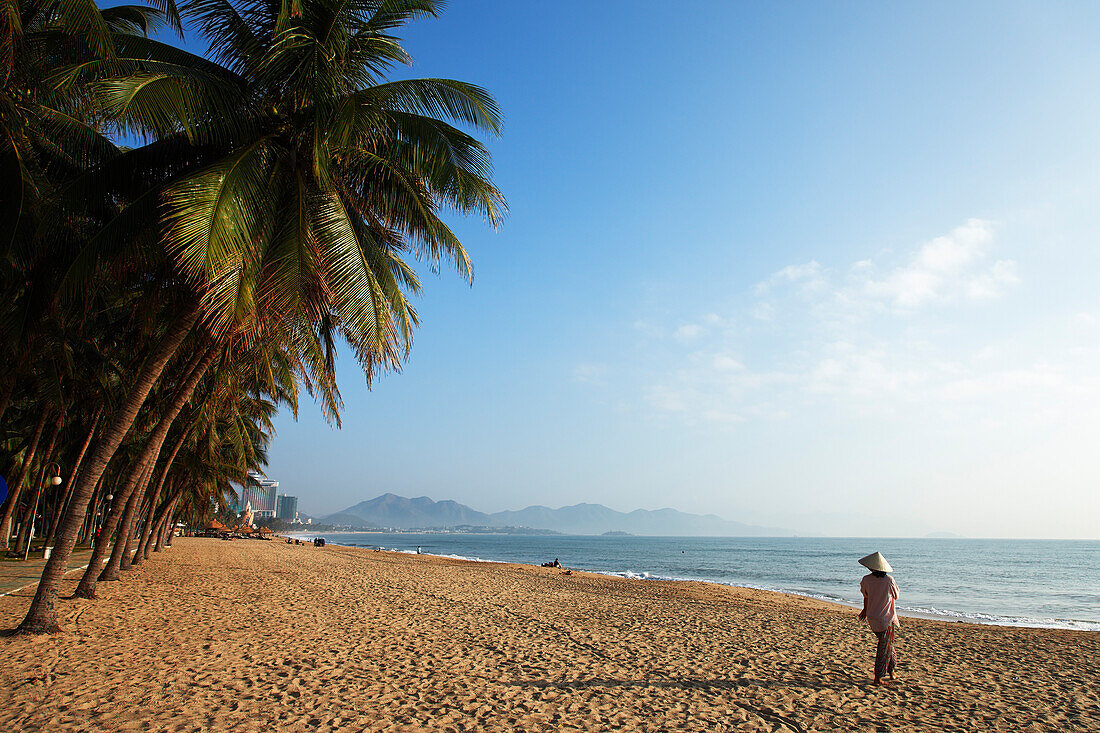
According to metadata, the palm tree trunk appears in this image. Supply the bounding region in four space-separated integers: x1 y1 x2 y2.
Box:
145 499 171 557
134 431 187 563
145 482 184 558
18 300 201 634
0 410 49 548
154 496 181 552
84 344 218 592
77 474 106 546
89 458 154 586
73 344 209 597
129 504 154 566
119 494 150 570
13 417 62 554
146 514 165 556
74 452 151 593
163 504 179 547
13 468 47 555
112 470 153 575
45 407 102 547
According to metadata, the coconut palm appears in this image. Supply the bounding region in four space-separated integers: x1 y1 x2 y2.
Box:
14 0 504 633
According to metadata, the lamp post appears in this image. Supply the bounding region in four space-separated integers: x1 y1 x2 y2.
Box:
25 463 62 561
94 492 114 541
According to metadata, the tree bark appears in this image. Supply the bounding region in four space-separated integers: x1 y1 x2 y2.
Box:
144 481 184 558
0 410 49 548
163 506 178 547
92 459 154 584
18 300 201 633
119 494 150 570
129 505 154 566
146 511 166 556
114 469 153 574
135 431 187 563
82 344 217 593
13 416 62 554
13 467 48 555
154 497 180 552
45 407 102 547
77 474 105 546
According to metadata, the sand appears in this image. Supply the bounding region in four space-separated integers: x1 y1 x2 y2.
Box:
0 538 1097 732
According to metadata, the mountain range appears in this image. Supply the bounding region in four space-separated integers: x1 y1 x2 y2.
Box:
323 493 792 536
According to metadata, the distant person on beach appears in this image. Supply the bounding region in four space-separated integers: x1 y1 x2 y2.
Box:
857 552 900 685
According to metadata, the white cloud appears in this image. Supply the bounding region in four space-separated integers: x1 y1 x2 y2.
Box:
674 323 706 341
636 219 1095 429
854 219 1016 308
711 354 744 371
751 302 775 321
645 386 688 412
573 363 609 384
701 313 723 326
937 365 1065 401
754 260 825 295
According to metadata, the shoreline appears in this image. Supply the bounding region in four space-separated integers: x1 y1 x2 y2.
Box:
2 537 1097 731
284 534 1100 633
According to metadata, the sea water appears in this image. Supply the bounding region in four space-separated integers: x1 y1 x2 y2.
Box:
286 533 1100 631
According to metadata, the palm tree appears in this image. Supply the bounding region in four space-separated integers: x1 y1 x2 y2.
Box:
17 0 505 633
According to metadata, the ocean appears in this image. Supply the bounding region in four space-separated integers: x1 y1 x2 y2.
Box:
287 532 1100 631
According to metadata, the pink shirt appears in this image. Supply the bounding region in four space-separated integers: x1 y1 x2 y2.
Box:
860 573 900 632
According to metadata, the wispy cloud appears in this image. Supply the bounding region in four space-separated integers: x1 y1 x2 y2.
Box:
753 261 825 296
637 219 1091 426
674 323 706 341
853 219 1016 308
751 219 1018 320
573 362 609 384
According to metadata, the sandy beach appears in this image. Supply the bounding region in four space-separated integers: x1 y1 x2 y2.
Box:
1 539 1097 732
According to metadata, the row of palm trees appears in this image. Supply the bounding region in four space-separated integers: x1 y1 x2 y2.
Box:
0 0 504 632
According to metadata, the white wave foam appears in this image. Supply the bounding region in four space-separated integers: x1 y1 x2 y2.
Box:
897 605 1100 631
287 535 1099 631
592 569 1099 631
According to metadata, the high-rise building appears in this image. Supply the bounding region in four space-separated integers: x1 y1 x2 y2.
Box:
242 471 278 518
276 494 298 521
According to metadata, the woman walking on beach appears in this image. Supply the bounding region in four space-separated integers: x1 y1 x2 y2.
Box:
857 552 899 685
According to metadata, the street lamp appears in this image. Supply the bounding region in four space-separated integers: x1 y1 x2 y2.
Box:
25 463 62 561
95 493 114 540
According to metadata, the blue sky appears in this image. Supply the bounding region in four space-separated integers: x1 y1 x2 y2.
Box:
193 2 1100 537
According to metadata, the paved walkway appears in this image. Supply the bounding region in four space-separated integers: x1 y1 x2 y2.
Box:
0 547 97 596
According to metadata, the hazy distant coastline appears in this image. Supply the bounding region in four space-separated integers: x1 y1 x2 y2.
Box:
319 493 794 537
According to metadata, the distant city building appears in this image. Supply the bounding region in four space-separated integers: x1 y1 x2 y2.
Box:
276 494 298 521
242 471 278 519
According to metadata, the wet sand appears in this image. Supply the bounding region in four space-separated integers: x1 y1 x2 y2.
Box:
1 537 1097 731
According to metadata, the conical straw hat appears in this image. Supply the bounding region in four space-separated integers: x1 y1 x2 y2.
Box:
858 552 893 573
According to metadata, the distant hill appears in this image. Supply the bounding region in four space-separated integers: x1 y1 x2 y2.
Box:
324 494 792 536
490 503 791 537
326 493 493 529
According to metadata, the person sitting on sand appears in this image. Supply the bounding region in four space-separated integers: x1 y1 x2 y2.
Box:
857 551 900 685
